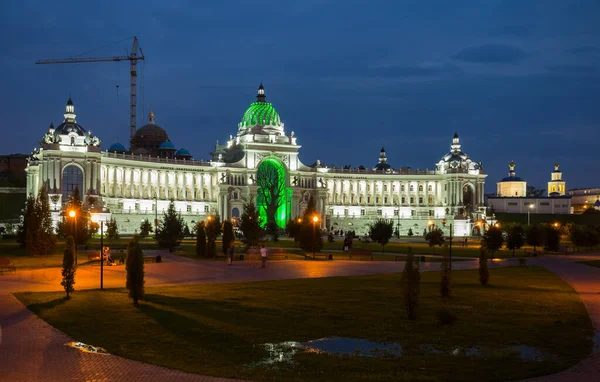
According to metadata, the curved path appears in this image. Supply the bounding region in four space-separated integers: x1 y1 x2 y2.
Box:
0 253 596 381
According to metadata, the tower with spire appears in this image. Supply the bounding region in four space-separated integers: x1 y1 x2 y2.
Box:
257 83 266 103
547 163 566 196
497 160 527 197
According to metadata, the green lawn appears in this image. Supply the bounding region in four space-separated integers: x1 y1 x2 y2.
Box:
16 267 592 381
0 240 92 269
577 260 600 268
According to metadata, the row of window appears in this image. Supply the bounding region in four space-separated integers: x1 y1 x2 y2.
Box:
118 202 210 213
329 209 437 217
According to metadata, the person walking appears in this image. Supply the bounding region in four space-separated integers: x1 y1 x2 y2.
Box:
260 244 268 268
227 243 234 265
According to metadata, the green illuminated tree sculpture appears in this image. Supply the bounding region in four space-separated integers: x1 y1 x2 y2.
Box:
257 159 286 228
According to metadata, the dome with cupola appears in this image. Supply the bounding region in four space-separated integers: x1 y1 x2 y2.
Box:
373 147 392 171
130 109 170 156
175 147 192 160
40 98 101 148
435 133 481 174
237 84 284 135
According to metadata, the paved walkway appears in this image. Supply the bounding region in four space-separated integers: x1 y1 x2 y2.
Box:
524 256 600 382
0 252 598 381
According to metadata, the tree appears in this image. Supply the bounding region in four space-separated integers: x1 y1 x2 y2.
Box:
484 226 504 256
425 228 444 253
155 200 185 251
407 228 414 237
440 253 451 298
479 246 489 285
106 217 119 239
285 217 301 245
17 193 36 247
266 222 279 242
206 215 222 258
542 224 560 252
368 219 394 253
63 186 91 245
61 236 76 299
256 159 286 229
240 202 263 247
126 235 145 305
298 197 324 253
34 186 57 255
222 220 235 255
89 222 99 236
400 247 420 320
139 219 153 238
526 186 545 197
195 221 207 257
506 224 525 256
183 224 191 238
526 224 543 254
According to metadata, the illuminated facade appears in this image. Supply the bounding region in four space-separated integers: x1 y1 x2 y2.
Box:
26 85 487 236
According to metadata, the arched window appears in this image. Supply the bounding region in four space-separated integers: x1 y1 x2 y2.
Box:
62 165 83 201
231 207 240 218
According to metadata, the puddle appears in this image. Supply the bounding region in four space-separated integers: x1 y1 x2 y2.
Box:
509 345 548 362
419 344 442 354
303 337 402 357
450 346 482 357
65 341 110 355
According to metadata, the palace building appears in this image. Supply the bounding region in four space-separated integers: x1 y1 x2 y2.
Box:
25 85 487 236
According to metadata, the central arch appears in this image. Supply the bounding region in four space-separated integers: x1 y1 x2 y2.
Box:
256 157 291 228
462 183 475 215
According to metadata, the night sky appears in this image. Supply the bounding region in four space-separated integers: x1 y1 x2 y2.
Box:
1 1 598 192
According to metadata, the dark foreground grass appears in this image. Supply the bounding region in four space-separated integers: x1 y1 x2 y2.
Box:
16 267 592 381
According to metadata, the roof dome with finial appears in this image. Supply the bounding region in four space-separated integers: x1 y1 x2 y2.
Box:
373 146 392 171
53 97 87 136
175 147 192 159
500 160 525 182
159 139 176 150
238 83 282 131
131 108 170 155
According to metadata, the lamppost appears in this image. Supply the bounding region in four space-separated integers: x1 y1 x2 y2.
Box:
527 204 535 225
91 215 104 290
69 210 77 264
312 215 319 257
428 220 434 232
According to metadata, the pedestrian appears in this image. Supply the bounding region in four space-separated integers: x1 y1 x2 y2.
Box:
227 243 234 265
343 237 349 252
260 244 268 268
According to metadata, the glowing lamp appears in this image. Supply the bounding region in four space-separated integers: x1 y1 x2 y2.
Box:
69 210 76 218
312 216 319 223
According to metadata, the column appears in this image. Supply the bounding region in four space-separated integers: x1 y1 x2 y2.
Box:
425 181 429 207
54 159 60 192
209 174 214 201
199 173 204 200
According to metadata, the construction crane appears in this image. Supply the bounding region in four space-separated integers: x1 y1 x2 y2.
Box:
36 36 145 139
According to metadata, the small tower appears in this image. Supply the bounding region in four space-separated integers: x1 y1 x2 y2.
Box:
257 83 266 103
64 97 76 122
373 146 392 171
547 163 566 196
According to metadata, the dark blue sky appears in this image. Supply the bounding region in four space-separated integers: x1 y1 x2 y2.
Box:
1 1 599 192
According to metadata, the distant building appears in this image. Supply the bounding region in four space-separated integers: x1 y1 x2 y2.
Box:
488 162 571 214
566 188 600 214
0 153 28 187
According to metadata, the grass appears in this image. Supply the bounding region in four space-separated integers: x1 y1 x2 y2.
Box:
0 240 92 269
577 260 600 268
16 267 592 381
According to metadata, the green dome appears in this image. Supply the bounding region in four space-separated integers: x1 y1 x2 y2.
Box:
240 101 282 128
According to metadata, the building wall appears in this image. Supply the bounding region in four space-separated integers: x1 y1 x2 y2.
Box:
497 181 526 197
566 188 600 213
488 197 571 214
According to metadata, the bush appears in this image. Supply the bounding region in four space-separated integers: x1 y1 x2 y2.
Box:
61 236 76 299
156 255 162 263
126 236 145 305
440 255 451 298
400 247 420 320
195 221 207 257
436 309 457 325
479 247 489 285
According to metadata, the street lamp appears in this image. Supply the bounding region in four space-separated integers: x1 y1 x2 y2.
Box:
312 215 319 258
68 209 77 264
527 204 535 225
428 220 434 232
91 215 104 290
297 218 302 224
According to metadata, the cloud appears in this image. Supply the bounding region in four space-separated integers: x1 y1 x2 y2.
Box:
453 44 528 64
567 46 599 55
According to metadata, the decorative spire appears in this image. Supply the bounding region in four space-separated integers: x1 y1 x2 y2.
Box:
379 146 387 164
554 163 559 171
148 107 155 124
257 83 266 103
450 132 461 152
509 160 516 176
64 97 76 122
